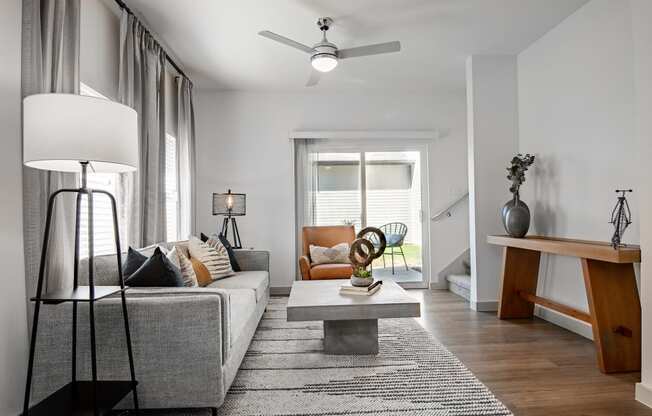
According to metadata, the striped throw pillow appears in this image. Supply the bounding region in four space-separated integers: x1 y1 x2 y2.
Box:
167 246 198 287
188 236 234 281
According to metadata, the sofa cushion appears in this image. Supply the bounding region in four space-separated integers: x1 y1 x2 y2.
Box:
207 271 268 302
225 288 257 350
310 263 353 279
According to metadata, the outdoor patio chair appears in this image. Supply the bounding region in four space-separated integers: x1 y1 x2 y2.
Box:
366 222 409 274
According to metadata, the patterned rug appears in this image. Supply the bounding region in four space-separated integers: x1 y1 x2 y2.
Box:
126 297 512 416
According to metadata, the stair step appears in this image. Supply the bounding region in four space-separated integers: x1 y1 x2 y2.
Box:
446 274 471 290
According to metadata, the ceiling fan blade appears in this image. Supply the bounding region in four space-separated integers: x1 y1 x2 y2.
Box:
258 30 313 54
338 41 401 59
306 69 321 87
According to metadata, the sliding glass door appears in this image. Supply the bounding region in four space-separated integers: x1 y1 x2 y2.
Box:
314 152 362 229
296 140 429 287
365 151 423 284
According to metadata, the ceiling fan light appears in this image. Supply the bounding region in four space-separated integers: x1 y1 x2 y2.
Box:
311 54 338 72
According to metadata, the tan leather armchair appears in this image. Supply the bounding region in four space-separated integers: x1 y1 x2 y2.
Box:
300 225 355 280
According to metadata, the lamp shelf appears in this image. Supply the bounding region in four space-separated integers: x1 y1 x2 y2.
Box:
30 286 127 304
23 380 137 416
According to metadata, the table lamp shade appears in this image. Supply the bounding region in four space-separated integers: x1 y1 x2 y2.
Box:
213 191 246 216
23 93 138 173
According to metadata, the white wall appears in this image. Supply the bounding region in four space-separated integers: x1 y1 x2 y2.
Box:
631 0 652 407
466 55 519 311
194 90 468 290
518 0 638 338
0 0 28 414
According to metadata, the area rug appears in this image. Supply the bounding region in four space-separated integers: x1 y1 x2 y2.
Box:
126 297 512 416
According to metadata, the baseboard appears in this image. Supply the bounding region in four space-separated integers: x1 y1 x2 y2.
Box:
470 300 498 312
270 286 291 296
534 306 593 340
636 383 652 408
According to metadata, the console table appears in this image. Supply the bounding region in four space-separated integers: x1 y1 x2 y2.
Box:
487 235 641 373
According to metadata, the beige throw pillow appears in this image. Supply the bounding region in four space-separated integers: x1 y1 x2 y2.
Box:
188 236 234 280
310 243 350 265
167 246 198 287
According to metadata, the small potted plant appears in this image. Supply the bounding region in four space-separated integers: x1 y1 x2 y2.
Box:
351 266 373 287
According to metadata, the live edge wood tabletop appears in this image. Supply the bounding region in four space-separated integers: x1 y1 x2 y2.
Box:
487 235 641 374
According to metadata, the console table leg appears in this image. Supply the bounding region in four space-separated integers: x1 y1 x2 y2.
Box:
582 258 641 373
498 247 541 319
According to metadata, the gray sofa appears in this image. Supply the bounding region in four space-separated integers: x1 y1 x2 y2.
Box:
31 243 270 413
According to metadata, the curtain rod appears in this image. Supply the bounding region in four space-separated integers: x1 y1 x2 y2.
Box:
114 0 191 82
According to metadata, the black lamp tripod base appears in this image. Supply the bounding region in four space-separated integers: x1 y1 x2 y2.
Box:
221 216 242 249
22 162 139 415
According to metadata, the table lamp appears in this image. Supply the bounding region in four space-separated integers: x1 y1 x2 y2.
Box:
212 189 245 248
22 93 140 414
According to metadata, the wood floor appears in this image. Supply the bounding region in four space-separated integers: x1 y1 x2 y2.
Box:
409 289 651 416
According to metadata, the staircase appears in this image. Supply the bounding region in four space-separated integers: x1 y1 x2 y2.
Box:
431 192 471 301
446 257 471 301
437 249 471 301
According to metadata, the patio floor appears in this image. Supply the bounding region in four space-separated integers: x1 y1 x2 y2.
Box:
372 266 423 283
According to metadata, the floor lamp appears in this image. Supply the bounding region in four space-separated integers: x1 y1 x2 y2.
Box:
22 93 140 414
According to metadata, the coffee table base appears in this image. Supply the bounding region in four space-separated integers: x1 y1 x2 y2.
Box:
323 319 378 355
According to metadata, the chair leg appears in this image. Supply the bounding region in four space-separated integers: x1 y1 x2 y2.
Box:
382 253 386 268
391 248 395 274
399 246 409 271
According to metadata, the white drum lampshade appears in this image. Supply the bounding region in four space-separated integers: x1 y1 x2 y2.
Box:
23 93 138 173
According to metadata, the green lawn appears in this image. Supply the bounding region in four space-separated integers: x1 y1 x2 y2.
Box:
372 243 422 269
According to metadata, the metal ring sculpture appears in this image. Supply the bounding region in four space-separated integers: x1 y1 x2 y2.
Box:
349 227 387 269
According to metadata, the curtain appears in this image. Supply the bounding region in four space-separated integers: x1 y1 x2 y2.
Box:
176 76 196 239
294 139 319 278
118 10 167 246
22 0 80 299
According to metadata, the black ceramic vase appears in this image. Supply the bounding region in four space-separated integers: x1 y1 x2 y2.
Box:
501 194 530 238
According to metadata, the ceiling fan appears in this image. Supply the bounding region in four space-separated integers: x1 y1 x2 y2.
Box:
258 17 401 87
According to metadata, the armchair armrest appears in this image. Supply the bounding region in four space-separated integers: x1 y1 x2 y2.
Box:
233 249 269 272
299 255 312 280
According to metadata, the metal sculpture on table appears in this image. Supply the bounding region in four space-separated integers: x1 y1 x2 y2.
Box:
349 227 386 286
610 189 632 249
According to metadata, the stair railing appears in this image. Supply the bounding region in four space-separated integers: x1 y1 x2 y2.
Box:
431 192 469 222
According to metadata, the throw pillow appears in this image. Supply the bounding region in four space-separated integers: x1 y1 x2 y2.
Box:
201 232 241 271
190 257 213 287
188 236 234 280
167 246 198 287
214 233 241 272
123 247 148 278
125 247 184 287
310 242 350 265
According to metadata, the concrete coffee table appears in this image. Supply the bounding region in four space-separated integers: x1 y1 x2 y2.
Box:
287 279 420 354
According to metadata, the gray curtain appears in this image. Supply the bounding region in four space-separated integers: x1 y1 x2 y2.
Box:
22 0 80 300
176 76 196 239
118 10 167 246
294 139 319 279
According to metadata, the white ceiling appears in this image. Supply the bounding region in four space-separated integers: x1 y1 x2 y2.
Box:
125 0 588 92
